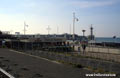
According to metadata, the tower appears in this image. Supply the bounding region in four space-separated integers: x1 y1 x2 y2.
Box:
90 24 94 40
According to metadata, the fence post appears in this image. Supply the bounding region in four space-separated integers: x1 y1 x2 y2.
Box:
11 41 12 49
18 40 19 51
98 47 99 52
92 45 93 52
89 45 90 52
108 47 109 53
24 42 26 52
108 47 109 61
37 43 39 51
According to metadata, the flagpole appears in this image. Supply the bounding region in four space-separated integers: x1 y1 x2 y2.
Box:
73 12 75 40
24 21 28 35
24 22 25 35
46 25 51 35
57 26 59 34
70 24 71 35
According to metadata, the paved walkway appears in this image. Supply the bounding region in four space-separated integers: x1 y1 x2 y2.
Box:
0 48 95 78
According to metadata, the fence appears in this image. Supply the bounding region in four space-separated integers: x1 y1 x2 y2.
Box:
13 50 120 75
83 46 120 63
10 41 120 63
7 41 120 74
86 46 120 54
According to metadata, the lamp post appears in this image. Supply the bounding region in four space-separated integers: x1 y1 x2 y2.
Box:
46 25 51 35
24 21 28 35
72 12 79 52
82 30 86 37
82 29 86 54
73 12 79 40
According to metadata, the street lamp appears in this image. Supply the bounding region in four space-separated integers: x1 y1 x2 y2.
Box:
24 21 28 35
82 30 86 37
82 29 86 54
73 12 79 40
46 25 51 35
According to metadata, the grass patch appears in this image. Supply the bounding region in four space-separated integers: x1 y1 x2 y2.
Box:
86 66 106 73
57 60 83 69
94 68 105 73
86 66 93 70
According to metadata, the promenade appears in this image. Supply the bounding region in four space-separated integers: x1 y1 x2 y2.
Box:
0 48 94 78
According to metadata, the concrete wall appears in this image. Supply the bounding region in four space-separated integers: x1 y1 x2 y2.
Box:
17 50 120 74
86 47 120 54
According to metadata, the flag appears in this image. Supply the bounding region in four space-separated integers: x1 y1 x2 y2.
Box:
75 18 79 21
26 24 28 27
24 22 28 27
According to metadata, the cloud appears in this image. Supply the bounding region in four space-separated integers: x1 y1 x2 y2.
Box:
21 0 38 8
70 0 119 8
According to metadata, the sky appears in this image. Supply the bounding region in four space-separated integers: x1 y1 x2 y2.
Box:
0 0 120 37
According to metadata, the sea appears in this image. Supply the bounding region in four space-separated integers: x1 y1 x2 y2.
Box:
95 37 120 43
